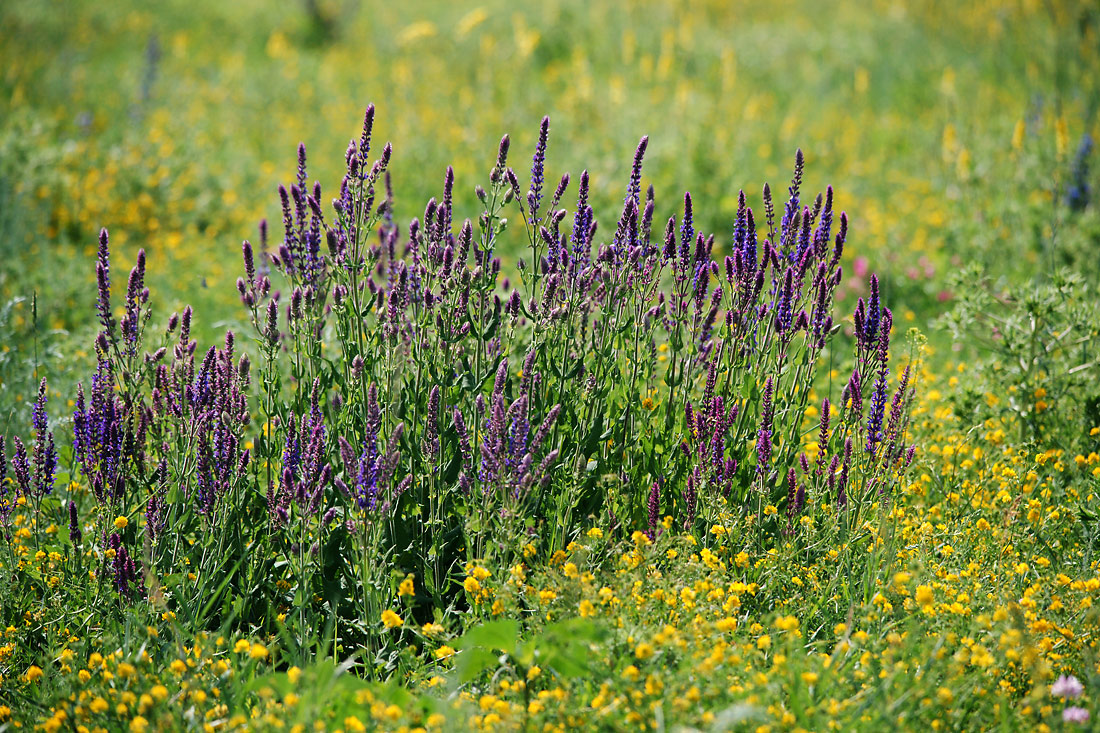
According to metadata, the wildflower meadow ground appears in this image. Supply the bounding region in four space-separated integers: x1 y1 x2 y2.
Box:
1 1 1100 731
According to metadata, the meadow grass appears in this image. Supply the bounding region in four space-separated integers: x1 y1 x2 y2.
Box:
1 1 1100 731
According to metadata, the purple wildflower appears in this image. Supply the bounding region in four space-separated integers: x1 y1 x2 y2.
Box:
775 268 794 333
837 438 852 508
1053 675 1084 699
818 398 831 461
571 170 593 270
846 369 863 419
863 274 881 346
31 378 57 497
683 471 697 530
109 533 144 601
681 192 695 265
1063 707 1090 725
780 149 804 254
11 438 30 496
626 136 649 210
68 500 82 545
757 377 774 476
424 386 441 459
528 116 550 222
0 437 8 523
146 492 165 543
454 408 472 468
96 229 114 336
866 368 888 456
647 480 660 539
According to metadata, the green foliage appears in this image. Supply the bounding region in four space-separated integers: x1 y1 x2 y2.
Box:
937 117 1100 451
2 0 1100 730
940 265 1100 449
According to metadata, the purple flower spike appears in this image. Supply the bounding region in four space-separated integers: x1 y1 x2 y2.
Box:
837 439 852 508
528 116 550 222
781 149 805 254
864 274 881 345
68 500 82 545
571 170 593 270
683 471 697 530
110 534 144 601
11 437 31 496
818 398 831 458
680 192 695 264
756 377 774 477
424 386 441 459
866 368 888 456
359 103 376 167
0 437 8 523
846 369 863 418
495 134 510 176
647 479 660 539
626 136 649 210
775 269 794 333
96 229 114 336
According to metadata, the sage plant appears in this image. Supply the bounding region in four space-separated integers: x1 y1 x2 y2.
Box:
0 106 916 659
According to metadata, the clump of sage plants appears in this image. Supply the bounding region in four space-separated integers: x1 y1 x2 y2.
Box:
0 107 917 673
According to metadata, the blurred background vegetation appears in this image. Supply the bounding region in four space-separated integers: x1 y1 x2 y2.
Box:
1 0 1098 432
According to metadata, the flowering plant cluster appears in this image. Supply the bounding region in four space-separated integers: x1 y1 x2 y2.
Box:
0 109 919 669
8 391 1100 732
4 2 1100 729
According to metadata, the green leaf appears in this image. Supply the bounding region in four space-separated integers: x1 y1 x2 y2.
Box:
456 618 519 655
482 310 500 340
454 646 499 684
537 617 608 679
